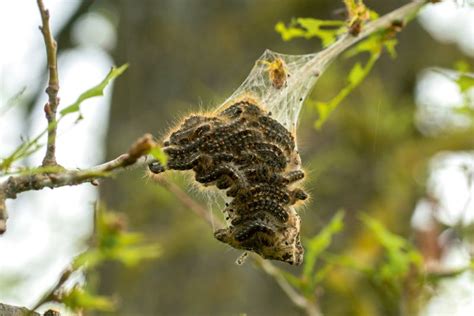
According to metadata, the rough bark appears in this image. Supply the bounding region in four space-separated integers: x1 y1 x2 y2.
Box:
0 303 40 316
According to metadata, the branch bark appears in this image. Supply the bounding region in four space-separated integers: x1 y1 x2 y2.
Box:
0 134 155 234
0 303 39 316
36 0 60 167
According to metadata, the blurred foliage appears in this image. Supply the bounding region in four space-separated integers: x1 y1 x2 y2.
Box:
359 214 422 280
33 203 160 314
61 286 115 313
273 211 426 315
275 0 377 47
278 210 345 298
74 203 161 270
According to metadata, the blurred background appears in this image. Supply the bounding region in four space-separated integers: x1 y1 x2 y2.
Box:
0 0 473 315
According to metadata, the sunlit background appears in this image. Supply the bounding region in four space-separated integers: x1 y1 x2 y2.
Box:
1 0 473 315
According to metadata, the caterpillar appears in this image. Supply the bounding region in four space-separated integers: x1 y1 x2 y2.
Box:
151 97 307 265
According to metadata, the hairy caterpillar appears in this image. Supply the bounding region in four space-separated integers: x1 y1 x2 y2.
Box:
151 97 307 265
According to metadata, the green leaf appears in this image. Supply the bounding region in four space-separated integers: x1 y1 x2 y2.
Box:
345 32 391 58
0 86 27 116
275 18 345 47
73 250 104 270
149 146 168 165
297 18 345 47
454 60 470 73
359 214 405 250
275 21 306 41
303 210 345 281
457 74 474 93
279 270 304 290
0 133 45 172
62 287 115 312
348 62 364 85
109 244 162 267
359 213 422 282
313 51 380 129
60 64 129 116
455 105 474 118
313 263 333 284
314 102 331 129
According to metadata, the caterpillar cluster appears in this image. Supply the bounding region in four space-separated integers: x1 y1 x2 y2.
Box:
150 97 307 265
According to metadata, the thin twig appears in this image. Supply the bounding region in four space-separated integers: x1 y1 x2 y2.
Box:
0 134 155 233
29 266 73 314
156 178 215 225
255 257 322 316
37 0 60 167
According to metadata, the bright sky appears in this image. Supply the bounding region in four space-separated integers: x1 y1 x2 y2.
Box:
0 0 115 309
0 0 473 314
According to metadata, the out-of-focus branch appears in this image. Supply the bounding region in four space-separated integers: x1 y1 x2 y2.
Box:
0 134 155 234
255 257 322 316
36 0 60 167
29 266 73 314
155 177 321 316
155 178 215 225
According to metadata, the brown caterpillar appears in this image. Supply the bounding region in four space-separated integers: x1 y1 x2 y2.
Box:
150 97 307 265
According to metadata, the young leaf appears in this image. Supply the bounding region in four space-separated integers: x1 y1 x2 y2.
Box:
359 213 422 281
149 146 168 165
62 286 115 312
60 64 129 116
275 18 345 47
303 210 345 280
457 74 474 93
314 52 379 129
348 62 364 85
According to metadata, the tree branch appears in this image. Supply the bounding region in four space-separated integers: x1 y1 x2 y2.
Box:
0 303 40 316
154 178 216 225
255 258 322 316
36 0 60 167
302 0 426 81
0 134 155 234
